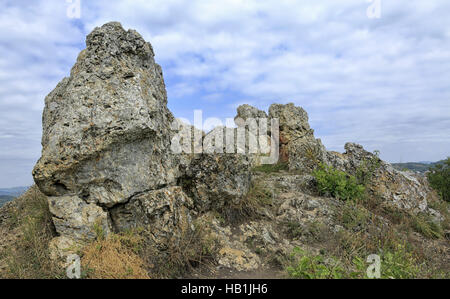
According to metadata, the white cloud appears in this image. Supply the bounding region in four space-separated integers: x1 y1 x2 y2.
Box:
0 0 449 187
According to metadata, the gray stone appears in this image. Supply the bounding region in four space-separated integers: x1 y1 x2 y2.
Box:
110 186 194 249
181 149 253 212
33 22 179 206
48 195 111 241
327 142 435 214
32 22 185 246
268 103 328 172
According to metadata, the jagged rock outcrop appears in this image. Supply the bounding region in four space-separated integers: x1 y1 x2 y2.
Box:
32 22 252 250
48 195 111 240
179 126 253 212
110 186 194 249
268 103 329 172
33 22 183 245
327 143 436 214
241 103 438 215
181 150 253 212
33 22 179 205
30 22 444 275
234 104 268 126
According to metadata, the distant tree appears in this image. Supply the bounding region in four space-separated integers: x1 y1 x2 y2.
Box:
427 157 450 202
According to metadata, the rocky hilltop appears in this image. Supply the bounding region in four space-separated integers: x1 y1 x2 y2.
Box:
1 22 448 279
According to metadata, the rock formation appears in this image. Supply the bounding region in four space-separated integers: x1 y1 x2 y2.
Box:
327 143 435 214
268 103 329 172
32 22 252 251
30 22 444 274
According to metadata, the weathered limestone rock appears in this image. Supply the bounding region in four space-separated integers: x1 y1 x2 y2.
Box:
234 104 268 125
268 103 328 172
110 186 194 249
182 146 253 212
328 143 435 213
195 213 262 271
33 22 178 207
32 22 188 250
169 122 254 213
30 21 443 276
33 22 257 254
49 236 79 261
48 195 111 241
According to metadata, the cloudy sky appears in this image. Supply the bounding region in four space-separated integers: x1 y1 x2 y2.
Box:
0 0 449 188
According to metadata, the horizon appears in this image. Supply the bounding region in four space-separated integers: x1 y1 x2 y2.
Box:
0 0 449 188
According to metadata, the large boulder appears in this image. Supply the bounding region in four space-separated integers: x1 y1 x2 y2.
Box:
110 186 194 249
32 22 255 250
181 127 253 212
32 22 184 245
328 143 435 214
33 22 179 206
268 103 328 172
48 195 111 241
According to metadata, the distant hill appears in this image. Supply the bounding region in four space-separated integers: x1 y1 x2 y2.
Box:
0 187 28 207
0 186 28 197
0 195 15 208
392 160 446 173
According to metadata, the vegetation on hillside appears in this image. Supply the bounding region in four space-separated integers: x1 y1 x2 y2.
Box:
312 152 381 202
284 196 449 279
284 153 450 279
313 163 365 201
1 156 448 279
0 186 62 278
0 186 219 279
427 157 450 202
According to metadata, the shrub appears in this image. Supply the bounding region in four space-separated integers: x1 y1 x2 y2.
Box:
287 247 346 279
313 163 365 201
284 220 330 243
136 220 219 279
219 181 272 224
427 158 450 202
339 202 371 231
353 243 421 279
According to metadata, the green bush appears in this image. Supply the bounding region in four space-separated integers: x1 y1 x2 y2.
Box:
353 243 421 279
287 247 346 279
313 163 365 201
427 158 450 202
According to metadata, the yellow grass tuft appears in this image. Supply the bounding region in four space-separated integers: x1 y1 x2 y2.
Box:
81 232 150 279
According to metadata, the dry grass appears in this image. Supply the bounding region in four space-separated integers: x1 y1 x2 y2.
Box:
299 192 450 278
218 180 273 225
1 185 63 279
81 231 150 279
137 222 219 278
1 185 217 279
